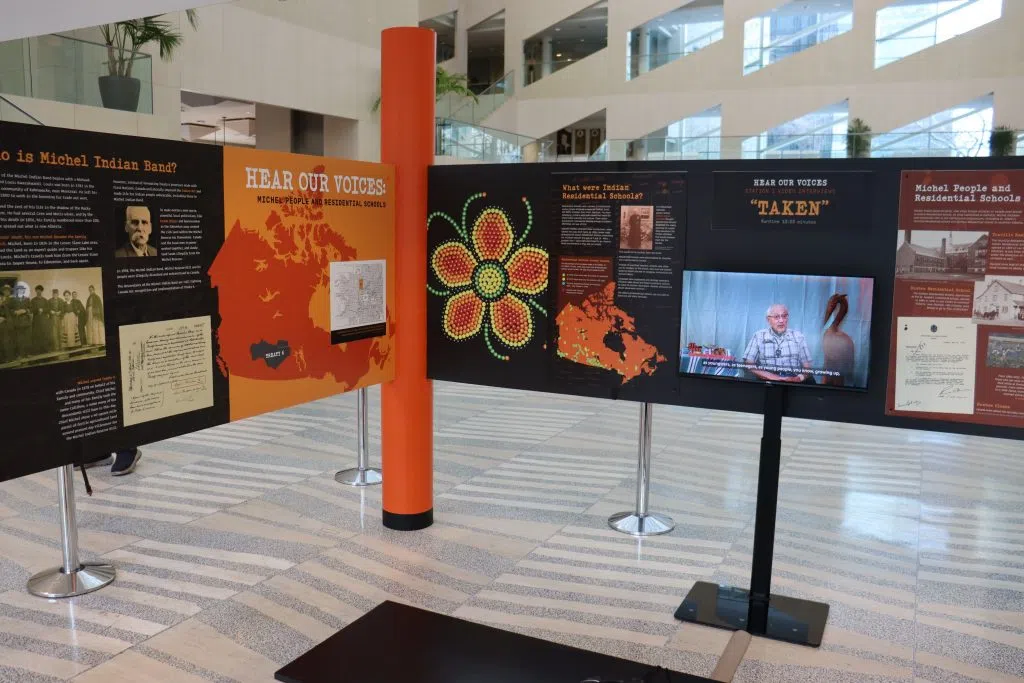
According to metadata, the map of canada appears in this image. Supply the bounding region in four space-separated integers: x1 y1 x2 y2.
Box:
210 175 392 387
555 281 666 384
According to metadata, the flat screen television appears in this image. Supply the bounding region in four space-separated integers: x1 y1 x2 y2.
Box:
679 271 874 390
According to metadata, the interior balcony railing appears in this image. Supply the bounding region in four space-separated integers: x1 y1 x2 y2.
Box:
588 131 1019 161
436 118 549 163
743 9 853 75
626 25 724 80
591 134 722 161
0 33 153 113
446 70 515 126
524 50 603 87
0 94 43 124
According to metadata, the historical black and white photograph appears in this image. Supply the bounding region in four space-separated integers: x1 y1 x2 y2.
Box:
974 275 1024 325
0 268 106 369
556 128 572 156
115 204 159 258
987 332 1024 368
895 230 988 280
619 205 654 251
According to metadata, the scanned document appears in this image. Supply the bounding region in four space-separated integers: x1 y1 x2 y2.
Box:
894 317 976 414
119 316 214 426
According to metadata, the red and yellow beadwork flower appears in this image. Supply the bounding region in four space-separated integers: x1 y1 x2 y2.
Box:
429 193 548 361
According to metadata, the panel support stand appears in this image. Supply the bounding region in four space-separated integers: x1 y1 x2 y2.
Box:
27 465 115 598
336 388 382 486
608 402 675 536
674 384 830 647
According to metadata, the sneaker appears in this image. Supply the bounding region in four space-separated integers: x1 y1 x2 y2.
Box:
111 449 141 476
75 455 113 471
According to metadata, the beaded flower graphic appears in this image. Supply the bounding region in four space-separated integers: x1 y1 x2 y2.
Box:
428 193 548 361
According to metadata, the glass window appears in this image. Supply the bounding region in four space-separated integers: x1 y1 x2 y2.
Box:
871 95 993 157
420 11 457 63
626 2 724 80
639 105 722 160
742 101 848 159
875 0 1002 68
744 0 853 75
523 1 608 86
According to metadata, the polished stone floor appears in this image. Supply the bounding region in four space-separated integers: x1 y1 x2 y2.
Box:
0 382 1021 682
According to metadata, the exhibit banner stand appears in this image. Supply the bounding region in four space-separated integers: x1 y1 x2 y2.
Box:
335 388 382 487
674 384 830 647
27 465 115 598
608 402 676 536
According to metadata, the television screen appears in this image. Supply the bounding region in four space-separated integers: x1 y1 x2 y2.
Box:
679 271 874 390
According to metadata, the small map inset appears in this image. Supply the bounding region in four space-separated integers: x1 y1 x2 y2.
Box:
330 260 386 344
250 340 292 369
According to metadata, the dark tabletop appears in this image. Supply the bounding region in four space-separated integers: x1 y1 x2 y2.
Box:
275 600 714 683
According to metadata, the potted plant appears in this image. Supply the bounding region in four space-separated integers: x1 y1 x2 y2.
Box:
846 118 872 159
372 65 477 113
990 125 1017 157
99 10 198 112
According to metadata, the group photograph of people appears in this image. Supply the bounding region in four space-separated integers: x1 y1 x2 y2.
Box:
0 267 106 368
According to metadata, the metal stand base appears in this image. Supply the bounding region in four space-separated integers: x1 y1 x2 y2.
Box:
607 511 675 536
335 467 382 487
674 581 829 647
27 562 115 599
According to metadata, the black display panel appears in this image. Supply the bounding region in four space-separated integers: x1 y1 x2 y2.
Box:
0 122 227 479
428 156 1024 442
678 271 874 390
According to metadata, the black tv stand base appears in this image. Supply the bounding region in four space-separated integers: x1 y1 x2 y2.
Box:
675 581 829 647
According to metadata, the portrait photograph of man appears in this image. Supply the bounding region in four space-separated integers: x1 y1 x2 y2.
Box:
115 205 158 258
0 268 106 369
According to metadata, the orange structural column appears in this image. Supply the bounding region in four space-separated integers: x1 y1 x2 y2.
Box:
380 27 435 530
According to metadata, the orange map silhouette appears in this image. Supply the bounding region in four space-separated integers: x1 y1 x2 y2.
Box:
555 281 666 384
209 182 393 388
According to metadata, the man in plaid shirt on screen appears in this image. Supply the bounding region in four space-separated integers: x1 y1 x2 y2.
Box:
743 304 813 383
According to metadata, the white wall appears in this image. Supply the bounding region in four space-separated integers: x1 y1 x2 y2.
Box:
440 0 1024 142
1 15 187 138
179 0 417 160
3 0 418 162
0 0 228 41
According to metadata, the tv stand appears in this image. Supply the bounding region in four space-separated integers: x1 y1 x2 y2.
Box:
674 383 830 647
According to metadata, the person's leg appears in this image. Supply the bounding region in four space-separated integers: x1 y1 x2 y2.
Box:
111 448 141 476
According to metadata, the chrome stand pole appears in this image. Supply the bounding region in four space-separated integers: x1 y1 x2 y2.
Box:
27 465 115 598
335 388 382 486
608 403 675 536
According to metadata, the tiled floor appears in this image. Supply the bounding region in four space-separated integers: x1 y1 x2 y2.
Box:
0 382 1021 682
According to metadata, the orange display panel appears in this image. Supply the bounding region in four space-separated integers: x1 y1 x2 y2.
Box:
214 148 396 421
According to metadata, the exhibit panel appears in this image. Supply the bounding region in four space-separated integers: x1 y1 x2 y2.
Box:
216 147 395 421
886 169 1024 428
0 122 395 481
427 158 1024 441
427 164 686 402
